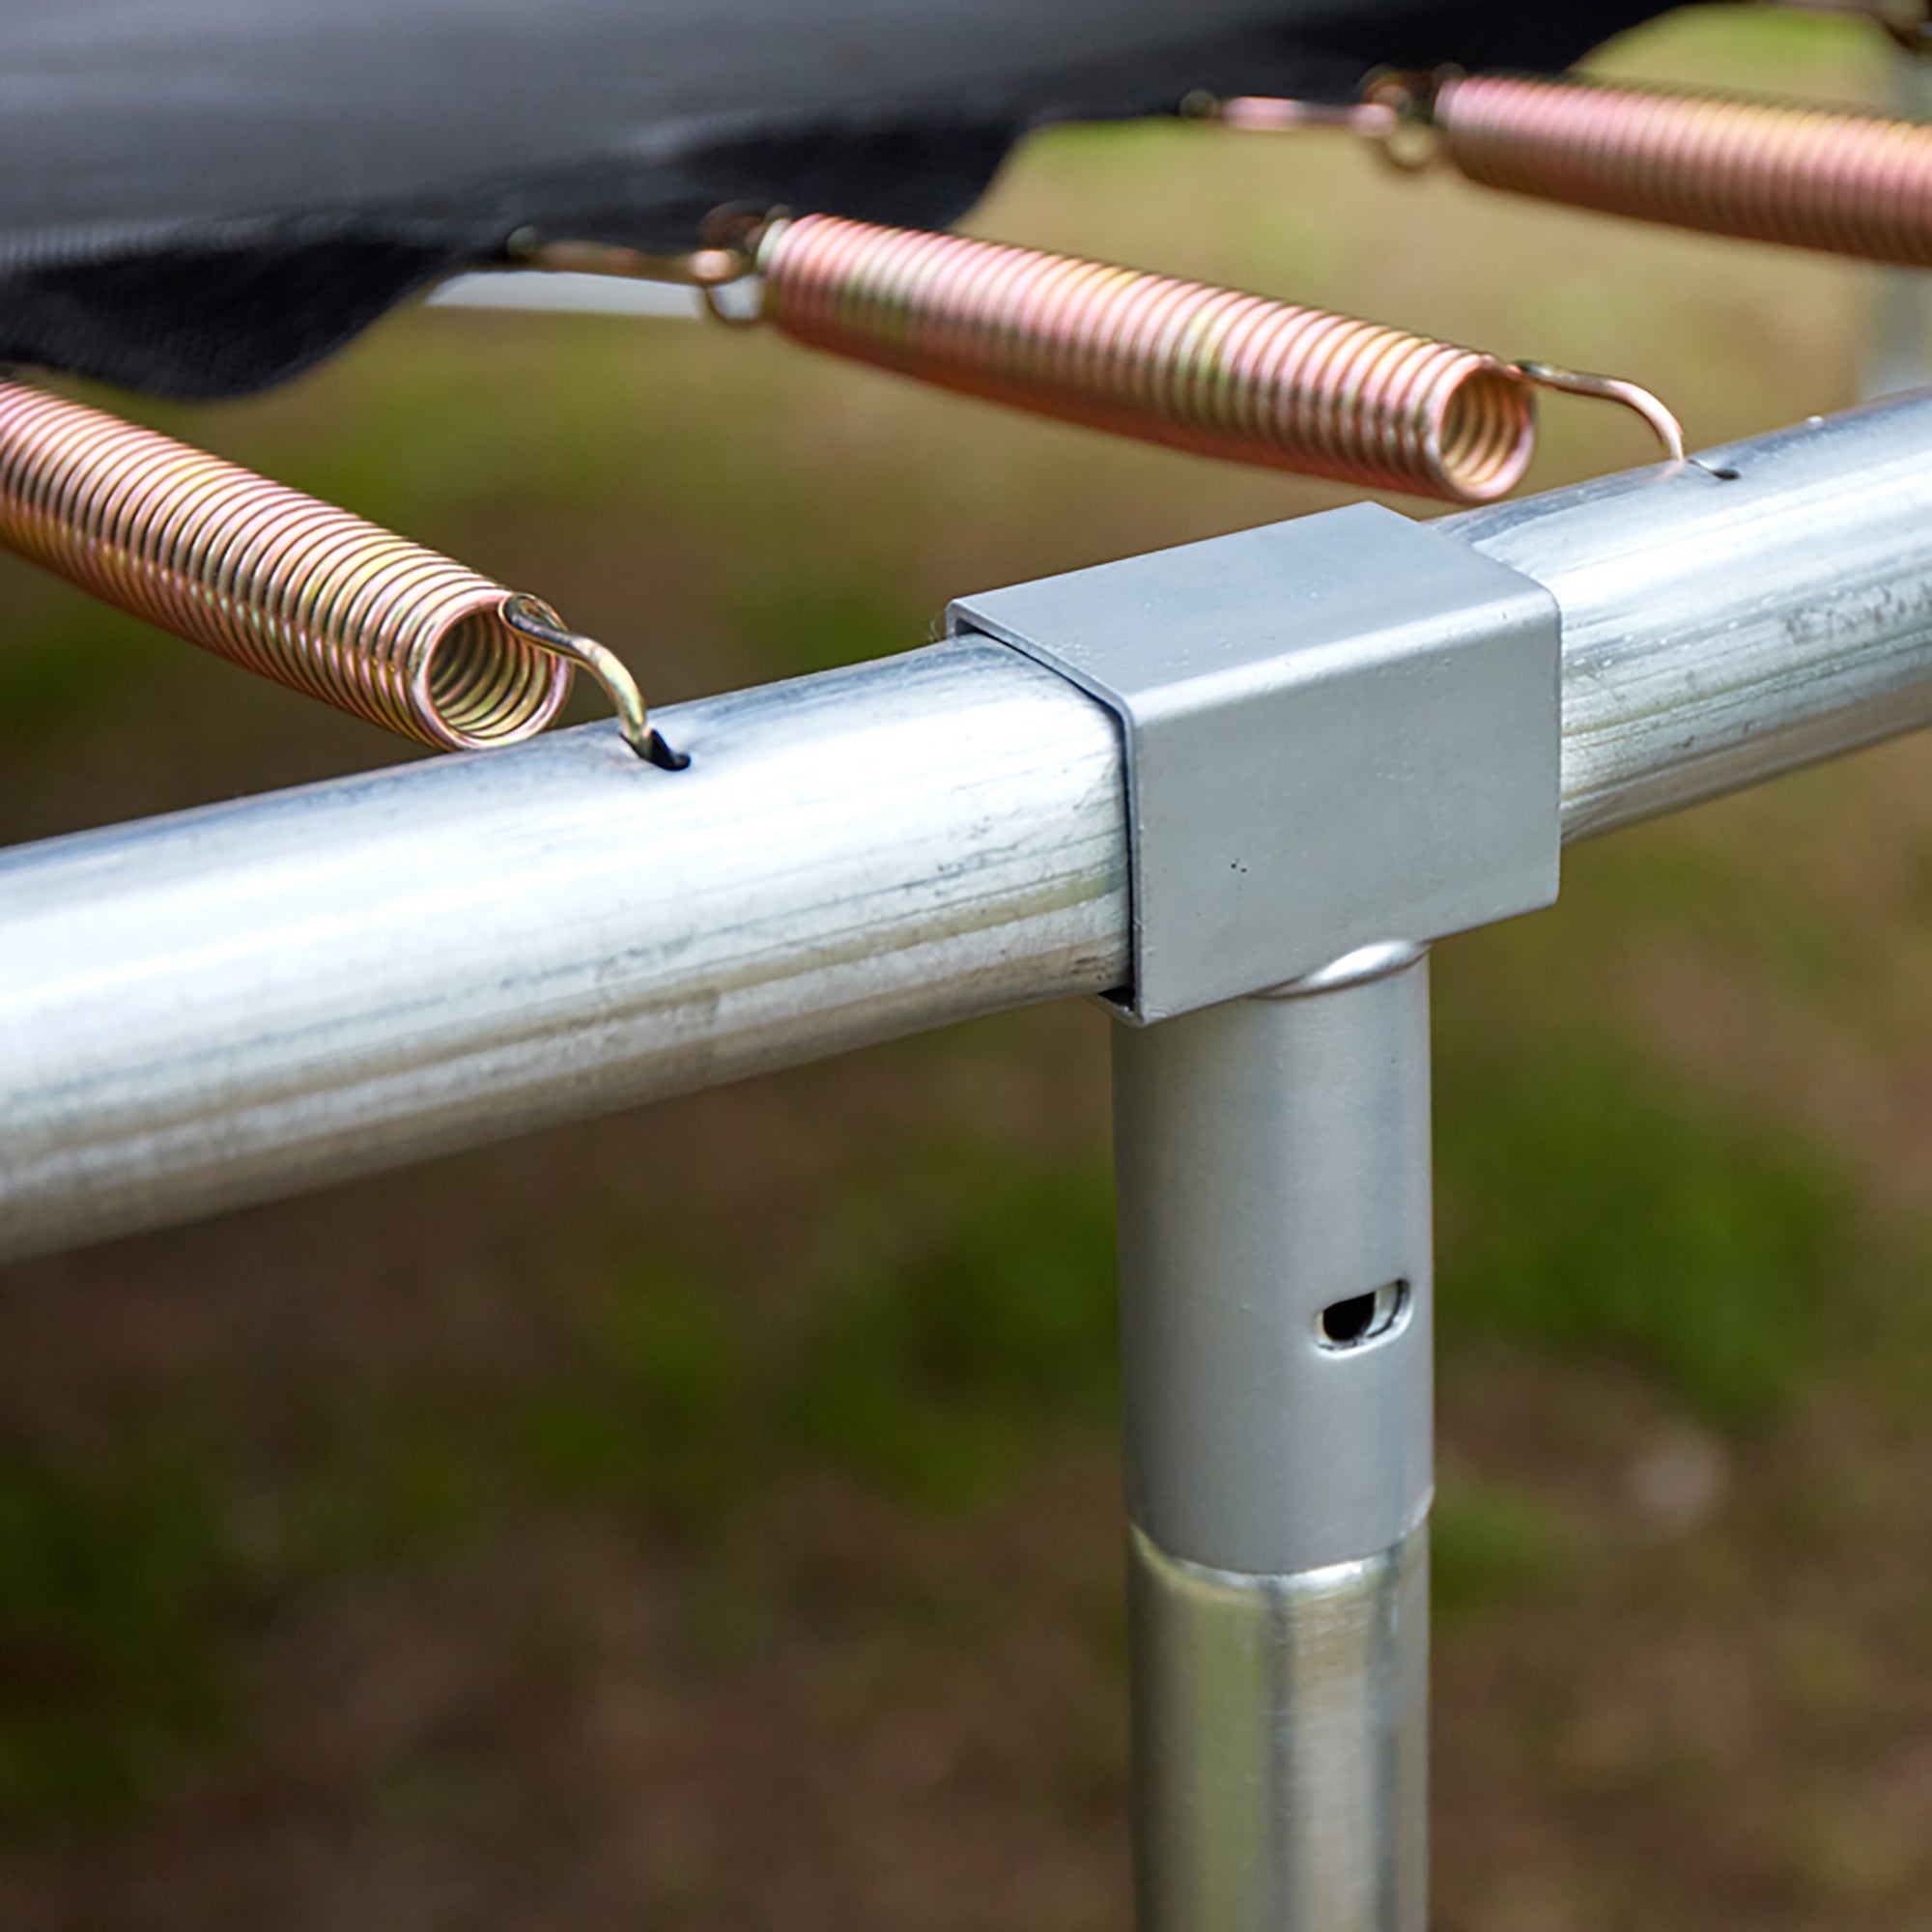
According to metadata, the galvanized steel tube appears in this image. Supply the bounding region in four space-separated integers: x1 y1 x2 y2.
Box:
1453 391 1932 838
8 392 1932 1256
1116 948 1434 1932
1130 1526 1429 1932
0 642 1127 1260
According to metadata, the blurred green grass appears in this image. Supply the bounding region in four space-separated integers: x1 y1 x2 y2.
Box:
3 7 1932 1926
1437 1040 1845 1429
0 1073 1855 1822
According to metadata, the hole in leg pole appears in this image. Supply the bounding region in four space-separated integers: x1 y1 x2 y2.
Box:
1318 1279 1409 1350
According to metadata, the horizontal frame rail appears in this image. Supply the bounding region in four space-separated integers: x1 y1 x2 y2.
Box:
6 392 1932 1260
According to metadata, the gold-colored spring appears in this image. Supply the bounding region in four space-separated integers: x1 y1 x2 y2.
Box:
753 213 1531 502
1218 71 1932 269
533 215 1683 504
0 379 677 763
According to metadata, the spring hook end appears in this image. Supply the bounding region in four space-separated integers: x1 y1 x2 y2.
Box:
508 211 776 329
507 231 752 291
1187 90 1404 140
1193 72 1445 166
498 593 685 769
1513 361 1687 464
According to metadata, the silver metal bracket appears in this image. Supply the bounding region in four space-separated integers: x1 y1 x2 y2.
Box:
949 502 1562 1022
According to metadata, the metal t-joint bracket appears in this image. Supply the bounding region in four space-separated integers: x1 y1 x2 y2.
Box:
953 501 1561 1931
949 501 1563 1021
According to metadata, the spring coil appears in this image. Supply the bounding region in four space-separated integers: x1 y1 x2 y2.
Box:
1429 73 1932 266
755 213 1537 503
0 379 612 753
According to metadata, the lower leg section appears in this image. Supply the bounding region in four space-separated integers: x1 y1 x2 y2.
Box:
1113 945 1435 1932
1129 1521 1428 1932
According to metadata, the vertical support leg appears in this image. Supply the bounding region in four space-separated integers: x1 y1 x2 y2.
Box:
1114 943 1434 1932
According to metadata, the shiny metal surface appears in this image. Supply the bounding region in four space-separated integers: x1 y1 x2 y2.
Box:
0 379 621 754
0 640 1124 1261
1113 950 1434 1577
430 271 705 319
954 508 1555 1021
1222 69 1932 270
1117 952 1431 1928
1450 389 1932 838
757 212 1538 504
8 395 1932 1254
1435 72 1932 268
1130 1522 1428 1932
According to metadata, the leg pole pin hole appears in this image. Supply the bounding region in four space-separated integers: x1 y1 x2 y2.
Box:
1318 1279 1409 1350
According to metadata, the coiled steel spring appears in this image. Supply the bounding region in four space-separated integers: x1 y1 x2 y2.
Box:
1218 71 1932 268
755 214 1534 501
533 214 1683 503
0 379 676 763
